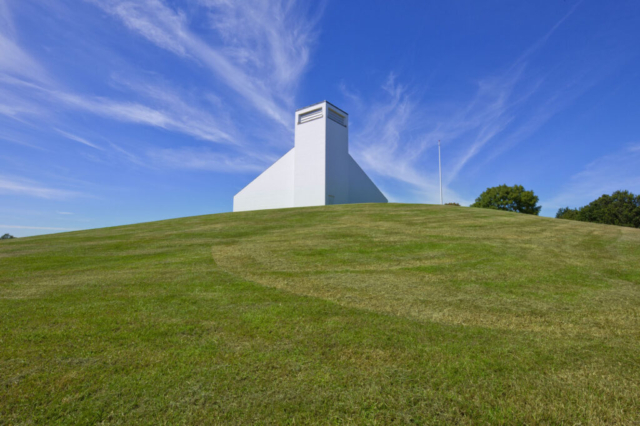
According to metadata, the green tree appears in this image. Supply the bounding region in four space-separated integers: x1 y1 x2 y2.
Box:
1 233 15 239
558 190 640 228
471 184 541 215
556 207 580 220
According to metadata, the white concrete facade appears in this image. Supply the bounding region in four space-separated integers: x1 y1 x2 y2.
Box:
233 101 387 212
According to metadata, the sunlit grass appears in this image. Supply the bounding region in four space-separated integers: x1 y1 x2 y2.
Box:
1 204 639 424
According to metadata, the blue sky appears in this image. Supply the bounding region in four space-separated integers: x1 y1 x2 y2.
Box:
1 0 640 237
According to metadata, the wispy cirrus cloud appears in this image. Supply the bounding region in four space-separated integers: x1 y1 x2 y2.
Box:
0 33 48 83
352 64 533 202
0 2 239 148
350 72 515 205
0 135 44 150
0 74 236 145
88 0 321 127
0 176 82 199
351 75 431 192
543 144 640 213
0 80 48 123
107 142 146 167
348 2 595 205
202 0 321 92
1 0 322 180
0 0 14 35
57 90 236 144
55 129 103 150
0 224 75 231
147 148 269 173
0 0 49 84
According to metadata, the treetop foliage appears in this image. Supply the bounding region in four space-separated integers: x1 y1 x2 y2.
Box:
556 190 640 228
1 233 15 240
471 184 541 215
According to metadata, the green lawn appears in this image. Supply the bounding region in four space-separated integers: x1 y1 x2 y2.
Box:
1 204 639 424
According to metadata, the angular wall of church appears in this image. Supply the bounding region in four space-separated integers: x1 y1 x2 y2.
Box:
347 154 388 204
325 107 350 205
233 148 295 212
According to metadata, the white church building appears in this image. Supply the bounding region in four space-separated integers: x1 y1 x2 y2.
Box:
233 101 388 212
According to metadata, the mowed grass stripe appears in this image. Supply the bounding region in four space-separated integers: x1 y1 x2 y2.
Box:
1 203 639 424
213 205 640 339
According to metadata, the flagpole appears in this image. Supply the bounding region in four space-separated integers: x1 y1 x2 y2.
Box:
438 139 443 205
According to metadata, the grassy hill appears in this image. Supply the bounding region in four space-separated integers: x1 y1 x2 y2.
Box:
1 203 639 425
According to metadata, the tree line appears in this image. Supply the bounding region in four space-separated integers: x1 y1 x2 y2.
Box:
467 185 640 228
555 190 640 228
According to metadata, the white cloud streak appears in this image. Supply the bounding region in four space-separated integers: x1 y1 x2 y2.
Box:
1 225 75 230
147 148 268 173
350 3 586 204
0 1 49 84
543 144 640 212
58 90 235 144
0 75 236 145
0 0 14 36
202 0 320 92
351 74 477 205
0 134 46 150
108 142 146 167
1 0 321 177
0 176 82 199
55 129 103 150
88 0 320 127
0 33 49 83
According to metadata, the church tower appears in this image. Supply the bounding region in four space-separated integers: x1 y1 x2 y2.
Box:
293 101 350 207
233 101 387 212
